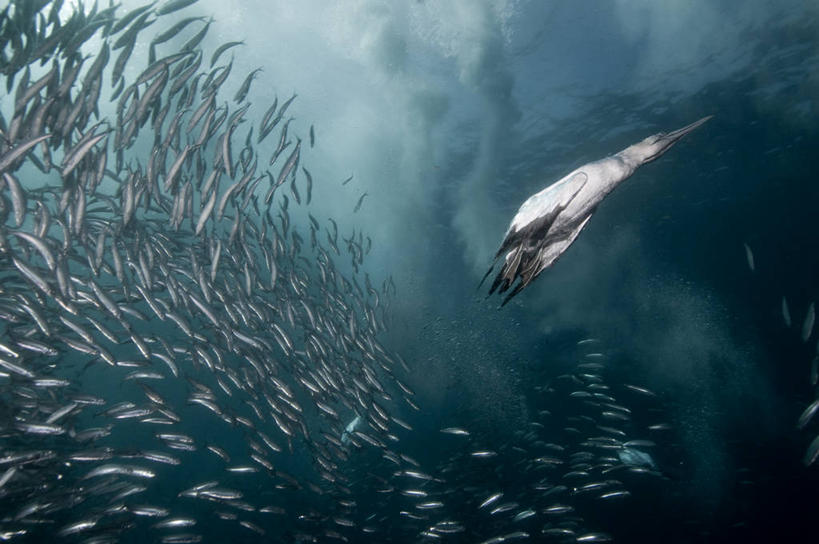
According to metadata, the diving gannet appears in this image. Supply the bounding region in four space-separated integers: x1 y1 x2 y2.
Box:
483 115 713 306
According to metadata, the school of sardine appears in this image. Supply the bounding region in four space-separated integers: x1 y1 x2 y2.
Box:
0 1 674 542
743 243 819 467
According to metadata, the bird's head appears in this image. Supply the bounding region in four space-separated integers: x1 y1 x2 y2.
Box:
623 115 713 165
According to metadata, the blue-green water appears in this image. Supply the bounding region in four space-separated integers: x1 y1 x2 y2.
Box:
1 1 818 543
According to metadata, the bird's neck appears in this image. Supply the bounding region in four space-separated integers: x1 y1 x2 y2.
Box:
593 154 639 197
613 147 645 172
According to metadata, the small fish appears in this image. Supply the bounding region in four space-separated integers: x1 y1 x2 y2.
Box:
151 16 204 45
783 296 792 328
471 450 497 458
156 0 200 16
623 384 656 397
0 134 52 175
210 40 243 67
576 533 613 543
802 302 815 342
354 192 368 213
798 398 819 430
512 509 535 522
598 490 631 500
805 435 819 466
302 167 313 204
743 242 755 272
153 518 197 529
234 68 261 103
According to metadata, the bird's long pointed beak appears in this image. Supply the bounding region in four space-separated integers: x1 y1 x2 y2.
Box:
664 115 713 143
644 115 713 163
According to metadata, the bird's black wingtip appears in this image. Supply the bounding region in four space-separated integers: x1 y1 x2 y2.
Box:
500 281 526 307
477 264 494 292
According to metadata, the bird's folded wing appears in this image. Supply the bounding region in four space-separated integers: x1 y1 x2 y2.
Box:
493 171 588 260
535 212 593 272
509 171 588 233
495 212 594 306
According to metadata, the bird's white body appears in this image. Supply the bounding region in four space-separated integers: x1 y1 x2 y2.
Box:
485 116 712 305
509 154 637 234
